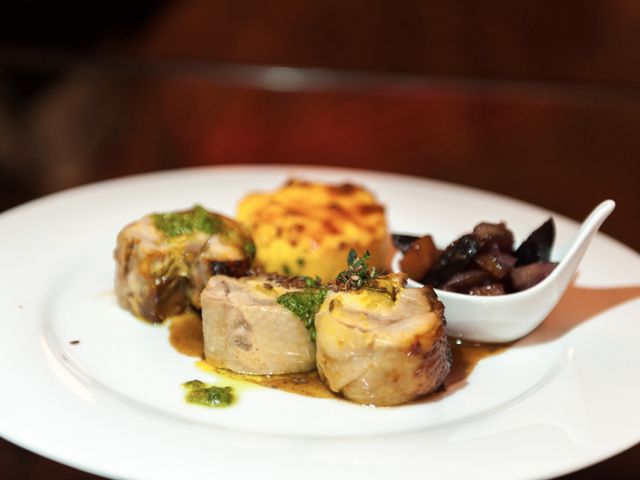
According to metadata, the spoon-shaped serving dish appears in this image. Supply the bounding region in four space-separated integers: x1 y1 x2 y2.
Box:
393 200 616 343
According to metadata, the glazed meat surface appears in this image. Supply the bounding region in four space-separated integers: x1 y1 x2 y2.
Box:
114 206 254 323
201 274 317 375
315 275 451 406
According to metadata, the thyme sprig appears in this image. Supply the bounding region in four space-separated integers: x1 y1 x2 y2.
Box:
332 248 381 291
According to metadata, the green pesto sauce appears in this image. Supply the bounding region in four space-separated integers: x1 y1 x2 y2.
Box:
153 205 223 238
277 287 327 341
182 379 234 407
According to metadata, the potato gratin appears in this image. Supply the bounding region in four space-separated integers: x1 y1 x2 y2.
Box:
237 179 392 282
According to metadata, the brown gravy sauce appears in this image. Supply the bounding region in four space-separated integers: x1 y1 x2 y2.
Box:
445 338 507 388
200 363 337 399
168 313 509 402
168 311 204 358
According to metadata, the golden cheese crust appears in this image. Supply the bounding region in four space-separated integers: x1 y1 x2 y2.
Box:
236 179 392 282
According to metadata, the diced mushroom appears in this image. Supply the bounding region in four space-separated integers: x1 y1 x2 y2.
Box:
510 262 558 291
472 222 514 252
469 283 506 296
424 234 479 287
474 244 517 280
399 235 440 282
441 270 492 293
391 233 421 254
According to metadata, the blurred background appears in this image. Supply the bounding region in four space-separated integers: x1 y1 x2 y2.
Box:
0 1 638 479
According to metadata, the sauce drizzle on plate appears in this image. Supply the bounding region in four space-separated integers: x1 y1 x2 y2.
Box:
168 312 508 403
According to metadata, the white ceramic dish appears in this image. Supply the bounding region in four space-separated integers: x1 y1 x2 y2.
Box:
0 165 638 480
393 200 616 343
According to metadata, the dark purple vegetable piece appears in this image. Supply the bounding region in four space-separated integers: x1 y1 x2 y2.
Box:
515 218 555 266
424 234 479 287
473 222 514 252
474 244 517 280
469 283 506 296
510 262 558 291
441 270 492 293
391 233 421 254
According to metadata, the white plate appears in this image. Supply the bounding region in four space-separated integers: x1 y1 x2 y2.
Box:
1 165 638 480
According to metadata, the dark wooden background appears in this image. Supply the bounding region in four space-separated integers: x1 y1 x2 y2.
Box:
0 2 638 478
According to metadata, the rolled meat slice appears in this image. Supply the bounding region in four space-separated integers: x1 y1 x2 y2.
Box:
201 274 317 374
114 206 254 323
315 274 451 406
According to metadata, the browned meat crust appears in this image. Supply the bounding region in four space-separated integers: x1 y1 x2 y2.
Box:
115 213 254 323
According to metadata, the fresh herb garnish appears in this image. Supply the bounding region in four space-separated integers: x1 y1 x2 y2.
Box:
333 248 381 291
277 287 327 341
153 205 222 238
276 251 387 341
304 275 323 288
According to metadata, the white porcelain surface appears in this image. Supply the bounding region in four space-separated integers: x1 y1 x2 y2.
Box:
396 200 616 343
0 166 638 480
